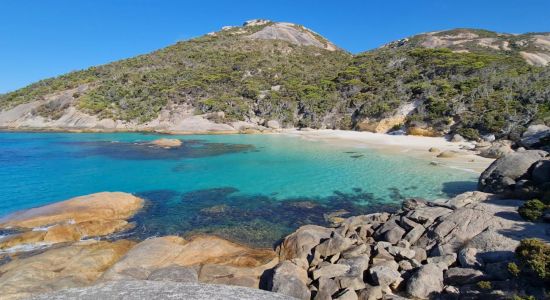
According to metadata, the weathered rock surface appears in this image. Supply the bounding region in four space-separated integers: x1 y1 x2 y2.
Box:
247 22 337 51
0 240 135 300
0 192 144 250
270 261 310 300
479 140 514 158
32 280 295 300
102 235 277 288
276 225 333 260
520 124 550 149
406 264 444 299
269 189 550 300
478 150 548 196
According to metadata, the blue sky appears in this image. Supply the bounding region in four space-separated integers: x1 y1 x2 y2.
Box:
1 0 549 94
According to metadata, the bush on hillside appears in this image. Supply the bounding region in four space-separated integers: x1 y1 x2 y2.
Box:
518 199 547 222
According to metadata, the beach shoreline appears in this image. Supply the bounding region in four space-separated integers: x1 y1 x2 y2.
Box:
0 127 495 173
280 129 494 173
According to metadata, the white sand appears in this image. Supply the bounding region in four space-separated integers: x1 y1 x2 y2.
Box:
281 129 494 173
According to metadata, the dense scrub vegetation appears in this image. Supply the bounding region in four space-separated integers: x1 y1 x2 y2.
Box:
335 47 550 138
0 26 548 136
0 24 350 125
519 199 549 222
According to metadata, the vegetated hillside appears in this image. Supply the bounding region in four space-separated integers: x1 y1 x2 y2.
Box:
0 24 549 138
0 20 351 127
337 29 550 139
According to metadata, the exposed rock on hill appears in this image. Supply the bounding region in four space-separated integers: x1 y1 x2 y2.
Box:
247 22 338 51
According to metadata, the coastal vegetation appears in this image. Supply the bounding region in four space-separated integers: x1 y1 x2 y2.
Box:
1 22 548 139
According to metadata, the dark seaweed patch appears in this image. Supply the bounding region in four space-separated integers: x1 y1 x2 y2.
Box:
128 187 398 247
59 139 255 160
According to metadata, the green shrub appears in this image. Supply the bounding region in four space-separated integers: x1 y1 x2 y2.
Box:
518 199 547 222
515 238 550 282
456 127 480 141
508 262 521 277
476 281 492 289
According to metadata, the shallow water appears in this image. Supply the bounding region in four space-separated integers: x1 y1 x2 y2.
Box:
0 132 477 246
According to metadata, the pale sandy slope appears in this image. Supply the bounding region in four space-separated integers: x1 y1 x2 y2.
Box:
281 129 495 173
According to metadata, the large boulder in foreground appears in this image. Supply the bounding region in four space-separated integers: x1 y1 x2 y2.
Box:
32 280 295 300
102 235 277 288
0 240 134 300
478 150 548 196
0 192 144 250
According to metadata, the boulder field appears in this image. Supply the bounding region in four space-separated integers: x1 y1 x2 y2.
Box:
270 192 549 299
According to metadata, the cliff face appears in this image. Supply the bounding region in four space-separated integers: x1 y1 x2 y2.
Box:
1 23 549 138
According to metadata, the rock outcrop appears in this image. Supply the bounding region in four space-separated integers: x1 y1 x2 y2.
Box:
0 240 135 300
246 22 337 51
268 192 550 299
479 150 549 199
32 280 295 300
0 192 144 251
102 235 278 288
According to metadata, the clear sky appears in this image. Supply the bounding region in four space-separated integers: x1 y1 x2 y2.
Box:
1 0 549 94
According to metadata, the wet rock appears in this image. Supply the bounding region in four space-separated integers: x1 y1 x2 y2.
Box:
271 261 310 300
277 225 333 261
444 267 486 285
147 265 198 283
406 264 444 299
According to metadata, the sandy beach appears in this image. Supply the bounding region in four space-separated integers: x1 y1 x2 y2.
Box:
281 129 495 173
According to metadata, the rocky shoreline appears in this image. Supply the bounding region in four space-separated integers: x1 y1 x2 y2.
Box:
0 134 548 299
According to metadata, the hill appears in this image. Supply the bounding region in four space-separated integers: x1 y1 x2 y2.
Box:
0 23 548 139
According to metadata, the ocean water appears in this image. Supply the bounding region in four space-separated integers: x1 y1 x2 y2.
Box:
0 132 477 246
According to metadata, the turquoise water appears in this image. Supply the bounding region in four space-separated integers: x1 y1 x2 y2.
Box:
0 132 477 246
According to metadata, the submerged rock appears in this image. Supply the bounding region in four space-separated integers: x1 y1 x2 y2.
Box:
149 138 183 148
